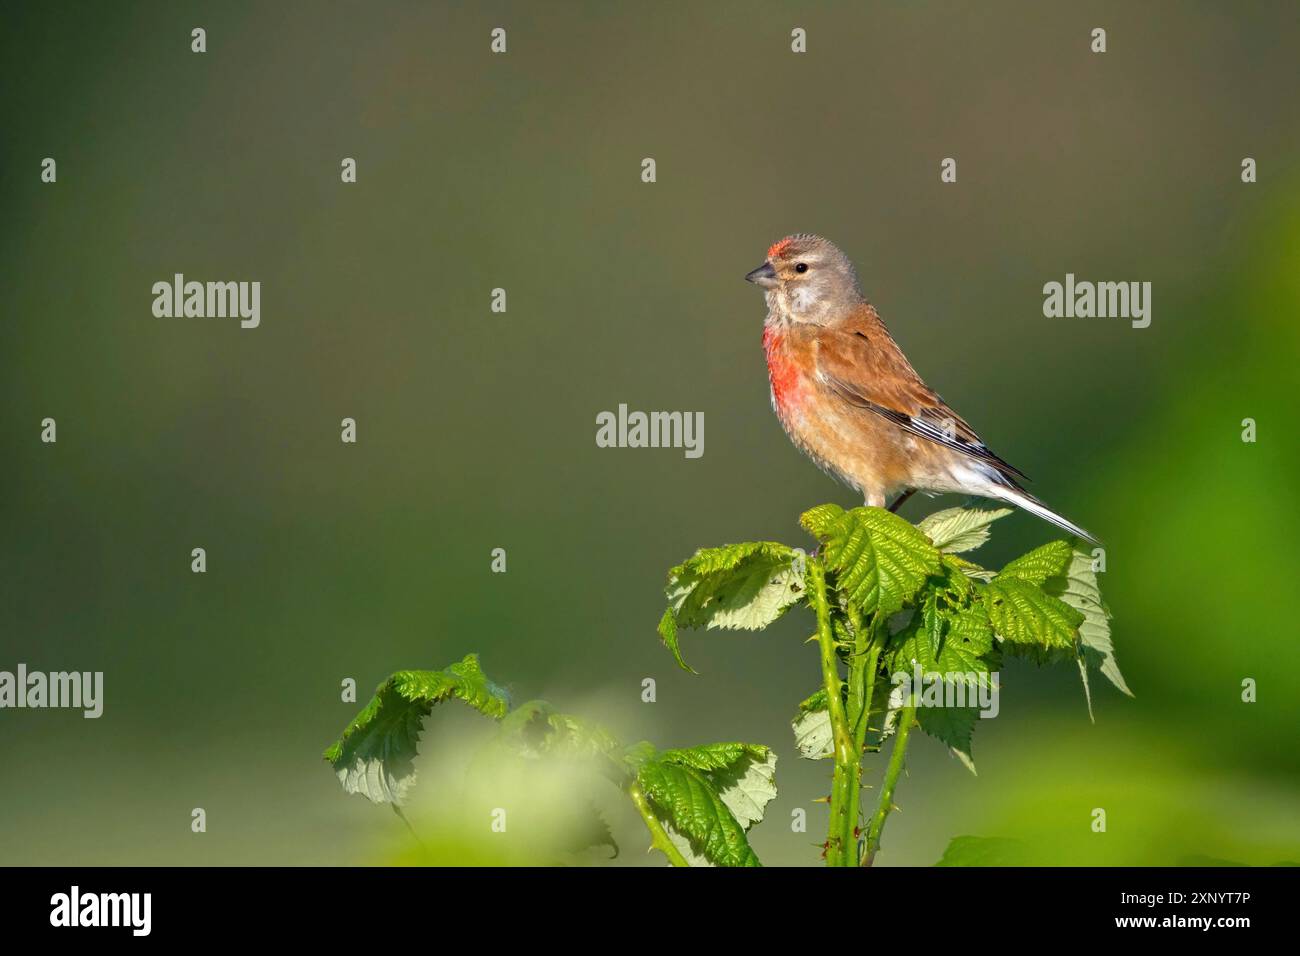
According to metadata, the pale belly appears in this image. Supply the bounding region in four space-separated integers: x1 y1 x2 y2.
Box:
772 379 915 506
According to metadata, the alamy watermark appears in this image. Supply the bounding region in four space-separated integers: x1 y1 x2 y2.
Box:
891 665 1000 718
0 664 103 718
152 274 260 329
50 886 150 936
1042 274 1151 328
595 404 704 459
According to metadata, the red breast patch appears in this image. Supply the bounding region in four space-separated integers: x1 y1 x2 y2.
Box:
762 327 801 410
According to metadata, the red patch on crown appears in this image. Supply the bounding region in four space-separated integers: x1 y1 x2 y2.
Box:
767 237 795 260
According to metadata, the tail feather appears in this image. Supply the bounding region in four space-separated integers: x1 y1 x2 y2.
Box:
990 485 1099 544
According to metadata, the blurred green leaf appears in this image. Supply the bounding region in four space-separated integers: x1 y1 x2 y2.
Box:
324 654 510 805
936 835 1032 866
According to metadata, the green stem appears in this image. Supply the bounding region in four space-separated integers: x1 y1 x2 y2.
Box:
809 558 856 866
862 693 917 867
628 780 689 867
845 605 867 732
843 607 885 864
852 640 884 866
849 610 884 749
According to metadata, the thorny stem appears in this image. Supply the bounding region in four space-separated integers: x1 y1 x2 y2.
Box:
841 604 886 864
847 607 884 749
809 557 857 866
628 780 689 867
862 693 917 867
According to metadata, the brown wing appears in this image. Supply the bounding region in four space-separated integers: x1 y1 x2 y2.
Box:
813 307 1029 482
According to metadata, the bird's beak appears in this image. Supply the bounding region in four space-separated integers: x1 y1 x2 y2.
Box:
745 261 778 288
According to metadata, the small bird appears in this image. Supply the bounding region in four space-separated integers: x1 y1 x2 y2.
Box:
746 234 1096 542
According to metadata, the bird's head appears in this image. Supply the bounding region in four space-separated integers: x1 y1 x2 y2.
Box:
745 234 863 323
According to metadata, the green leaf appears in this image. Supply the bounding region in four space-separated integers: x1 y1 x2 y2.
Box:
800 504 941 616
792 689 834 759
494 700 621 760
946 553 996 582
658 743 778 830
324 654 511 805
798 502 847 538
656 608 694 673
479 699 628 790
936 835 1032 866
669 542 805 630
886 606 996 689
620 740 657 773
657 741 765 772
982 576 1083 651
996 540 1075 586
569 800 619 859
714 749 778 829
536 711 622 760
660 542 804 670
636 759 761 866
1047 546 1133 710
916 702 979 775
917 506 1013 554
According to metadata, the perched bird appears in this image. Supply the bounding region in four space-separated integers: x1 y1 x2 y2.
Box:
746 234 1096 542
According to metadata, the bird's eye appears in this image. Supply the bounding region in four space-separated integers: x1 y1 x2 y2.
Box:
795 262 809 273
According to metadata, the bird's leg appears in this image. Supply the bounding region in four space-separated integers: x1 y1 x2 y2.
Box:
887 489 916 513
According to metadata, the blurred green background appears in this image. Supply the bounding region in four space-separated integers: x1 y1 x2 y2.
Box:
2 1 1297 866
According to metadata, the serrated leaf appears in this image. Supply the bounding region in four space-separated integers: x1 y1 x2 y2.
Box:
797 688 830 712
708 750 778 830
662 822 714 867
792 689 834 759
668 542 805 630
657 742 765 772
800 505 942 616
539 711 622 760
947 553 996 582
324 654 511 805
886 606 996 689
917 506 1014 553
656 608 694 673
799 502 846 539
996 540 1074 586
916 702 979 775
658 743 778 829
570 801 619 859
494 700 621 760
636 759 760 866
481 699 628 790
660 542 804 670
1048 546 1132 708
621 740 657 773
983 576 1082 651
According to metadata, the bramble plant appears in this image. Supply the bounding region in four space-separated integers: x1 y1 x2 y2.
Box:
325 503 1127 866
657 503 1129 866
324 654 778 865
